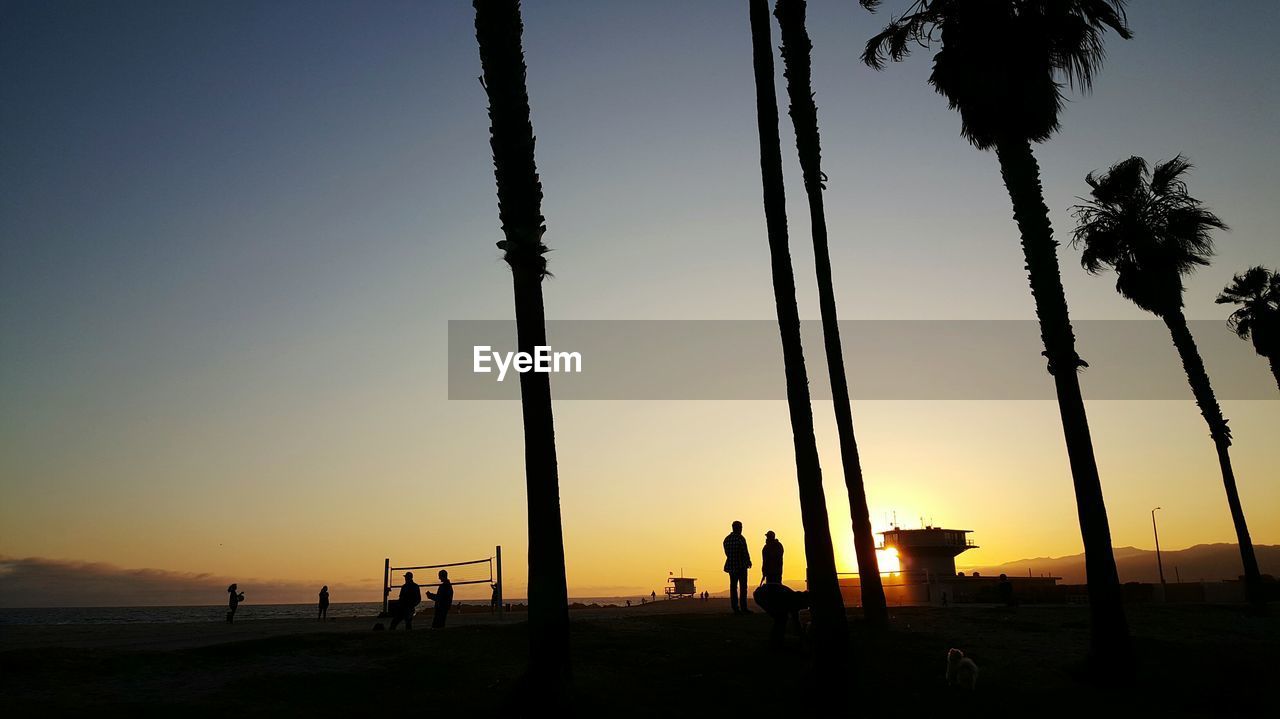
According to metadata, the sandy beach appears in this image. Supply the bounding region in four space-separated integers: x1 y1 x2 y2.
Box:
3 602 1276 716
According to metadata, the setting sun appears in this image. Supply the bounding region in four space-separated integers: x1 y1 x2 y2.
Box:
876 546 901 574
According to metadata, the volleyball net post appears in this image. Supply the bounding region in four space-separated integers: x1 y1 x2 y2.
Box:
381 546 504 619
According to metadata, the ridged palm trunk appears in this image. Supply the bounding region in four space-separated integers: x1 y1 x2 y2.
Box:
994 137 1131 664
1264 342 1280 392
1162 310 1264 606
474 0 571 679
748 0 848 658
774 0 887 629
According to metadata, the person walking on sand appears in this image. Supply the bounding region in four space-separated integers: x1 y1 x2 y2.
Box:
389 572 421 630
761 530 784 585
723 520 753 614
426 569 454 628
318 585 330 620
650 590 656 603
226 583 245 624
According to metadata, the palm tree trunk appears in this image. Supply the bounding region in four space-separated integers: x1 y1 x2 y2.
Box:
1162 309 1264 606
993 137 1131 665
774 0 887 629
748 0 848 658
474 0 571 679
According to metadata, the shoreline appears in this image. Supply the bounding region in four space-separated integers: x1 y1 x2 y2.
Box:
0 596 727 651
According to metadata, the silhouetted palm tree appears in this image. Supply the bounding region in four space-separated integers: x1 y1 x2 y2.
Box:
774 0 887 629
748 0 848 658
1072 155 1264 606
860 0 1133 664
1217 266 1280 392
473 0 570 679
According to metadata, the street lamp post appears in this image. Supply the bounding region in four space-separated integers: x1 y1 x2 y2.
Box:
1151 507 1167 589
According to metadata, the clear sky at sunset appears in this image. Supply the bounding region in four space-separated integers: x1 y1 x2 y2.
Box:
2 1 1277 603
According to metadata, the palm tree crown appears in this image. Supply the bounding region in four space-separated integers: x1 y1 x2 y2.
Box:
860 0 1131 149
1217 265 1280 346
1071 155 1227 316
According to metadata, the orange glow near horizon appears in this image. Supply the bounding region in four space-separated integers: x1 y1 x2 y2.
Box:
876 547 901 574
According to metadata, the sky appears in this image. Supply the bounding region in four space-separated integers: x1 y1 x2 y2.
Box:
1 0 1278 605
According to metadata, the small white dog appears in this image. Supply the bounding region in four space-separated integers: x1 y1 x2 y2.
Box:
946 648 979 690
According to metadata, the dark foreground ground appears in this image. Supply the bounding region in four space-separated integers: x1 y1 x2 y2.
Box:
1 603 1275 716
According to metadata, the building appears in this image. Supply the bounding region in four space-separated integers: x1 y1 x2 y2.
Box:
880 526 977 578
665 573 697 598
837 525 1061 606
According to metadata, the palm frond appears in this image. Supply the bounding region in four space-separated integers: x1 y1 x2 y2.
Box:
1071 154 1225 314
861 1 1130 148
861 1 939 70
1150 154 1192 197
1084 156 1146 204
1044 0 1132 92
1216 265 1280 339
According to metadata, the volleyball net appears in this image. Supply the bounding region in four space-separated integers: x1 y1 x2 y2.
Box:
381 546 504 617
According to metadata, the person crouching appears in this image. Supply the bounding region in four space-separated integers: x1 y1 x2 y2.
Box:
752 582 808 649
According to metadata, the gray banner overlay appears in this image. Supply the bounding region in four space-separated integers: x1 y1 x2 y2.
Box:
448 320 1276 400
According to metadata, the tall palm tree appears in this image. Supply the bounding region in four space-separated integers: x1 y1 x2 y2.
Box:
473 0 570 678
1072 155 1264 607
860 0 1133 664
774 0 887 629
1217 266 1280 392
748 0 848 658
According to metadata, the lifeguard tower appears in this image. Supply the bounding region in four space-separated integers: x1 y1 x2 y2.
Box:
839 524 1060 606
665 571 697 599
880 526 977 578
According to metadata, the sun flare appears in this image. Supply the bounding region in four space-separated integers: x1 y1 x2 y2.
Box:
876 546 901 574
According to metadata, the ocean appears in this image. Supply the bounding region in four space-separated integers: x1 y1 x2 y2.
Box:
0 596 656 626
0 602 384 626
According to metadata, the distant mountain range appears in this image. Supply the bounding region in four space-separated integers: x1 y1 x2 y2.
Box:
964 543 1280 584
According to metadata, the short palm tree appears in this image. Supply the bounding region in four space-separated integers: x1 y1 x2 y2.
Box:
747 0 849 658
774 0 888 629
473 0 571 680
860 0 1133 663
1217 266 1280 392
1072 156 1264 606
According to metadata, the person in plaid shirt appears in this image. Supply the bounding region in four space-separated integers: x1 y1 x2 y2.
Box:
723 520 754 614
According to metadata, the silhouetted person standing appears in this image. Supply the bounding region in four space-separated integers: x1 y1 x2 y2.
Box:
723 520 753 614
318 585 330 620
490 583 500 614
761 530 784 585
226 584 244 624
998 574 1016 607
426 569 454 629
389 572 420 630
